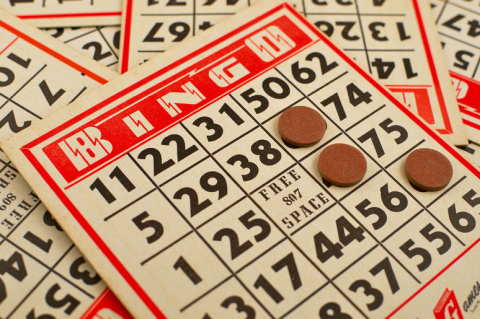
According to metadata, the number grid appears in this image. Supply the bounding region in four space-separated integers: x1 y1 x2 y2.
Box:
0 185 102 318
434 0 480 80
77 37 480 318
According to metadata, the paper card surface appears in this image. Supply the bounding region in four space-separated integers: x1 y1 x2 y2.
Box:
120 0 467 146
0 10 132 318
5 1 480 318
43 26 121 72
0 0 121 28
431 0 480 145
458 141 480 168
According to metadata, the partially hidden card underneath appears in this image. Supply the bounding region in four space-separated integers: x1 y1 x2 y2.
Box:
431 0 480 145
1 0 121 28
4 1 480 318
120 0 467 146
0 10 131 319
43 26 121 72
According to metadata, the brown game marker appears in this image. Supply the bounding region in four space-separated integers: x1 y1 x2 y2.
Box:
318 143 367 187
405 148 453 191
278 106 326 147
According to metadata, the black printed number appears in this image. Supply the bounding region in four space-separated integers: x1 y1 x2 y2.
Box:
349 257 399 311
70 257 101 285
82 42 112 61
132 211 164 244
314 216 365 263
203 296 256 319
213 210 271 260
240 77 290 114
319 302 352 319
90 166 136 204
321 83 372 121
144 22 191 42
138 134 198 176
254 253 302 303
192 103 244 142
227 140 281 182
358 118 408 158
356 184 408 230
173 171 227 217
291 52 338 84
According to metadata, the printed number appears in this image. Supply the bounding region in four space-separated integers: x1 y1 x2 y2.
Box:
356 184 408 230
0 252 27 304
213 210 271 260
291 52 338 84
0 251 27 281
192 103 244 142
314 21 359 41
442 14 480 38
203 0 240 5
173 171 227 217
311 0 353 6
319 303 352 319
113 31 121 50
240 77 290 114
70 257 101 285
138 133 198 176
0 193 16 211
283 188 302 205
203 296 256 319
371 58 417 79
349 257 399 311
132 211 164 244
24 231 53 253
44 211 63 231
46 284 80 315
174 256 202 284
314 216 365 263
254 253 301 303
445 189 480 233
90 166 136 204
9 0 34 5
321 83 372 121
227 140 281 182
358 118 408 158
82 42 112 61
400 224 452 272
48 28 64 38
454 50 474 70
143 22 190 42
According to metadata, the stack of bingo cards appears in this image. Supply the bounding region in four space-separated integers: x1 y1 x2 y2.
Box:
0 0 479 318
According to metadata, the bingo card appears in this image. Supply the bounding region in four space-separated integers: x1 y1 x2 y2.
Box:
0 0 121 28
43 26 121 72
0 9 132 319
119 0 467 146
4 1 480 318
431 0 480 145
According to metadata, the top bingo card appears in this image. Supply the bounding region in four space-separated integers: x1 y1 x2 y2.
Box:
0 0 122 28
4 1 480 318
431 0 480 145
0 9 132 319
119 0 468 146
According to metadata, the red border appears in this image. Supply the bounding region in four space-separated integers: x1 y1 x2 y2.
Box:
120 0 133 74
18 11 121 20
18 3 480 318
0 19 108 84
411 0 453 134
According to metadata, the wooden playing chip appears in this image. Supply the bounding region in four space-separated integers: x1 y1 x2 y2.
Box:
278 106 326 147
318 143 367 187
405 148 453 191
